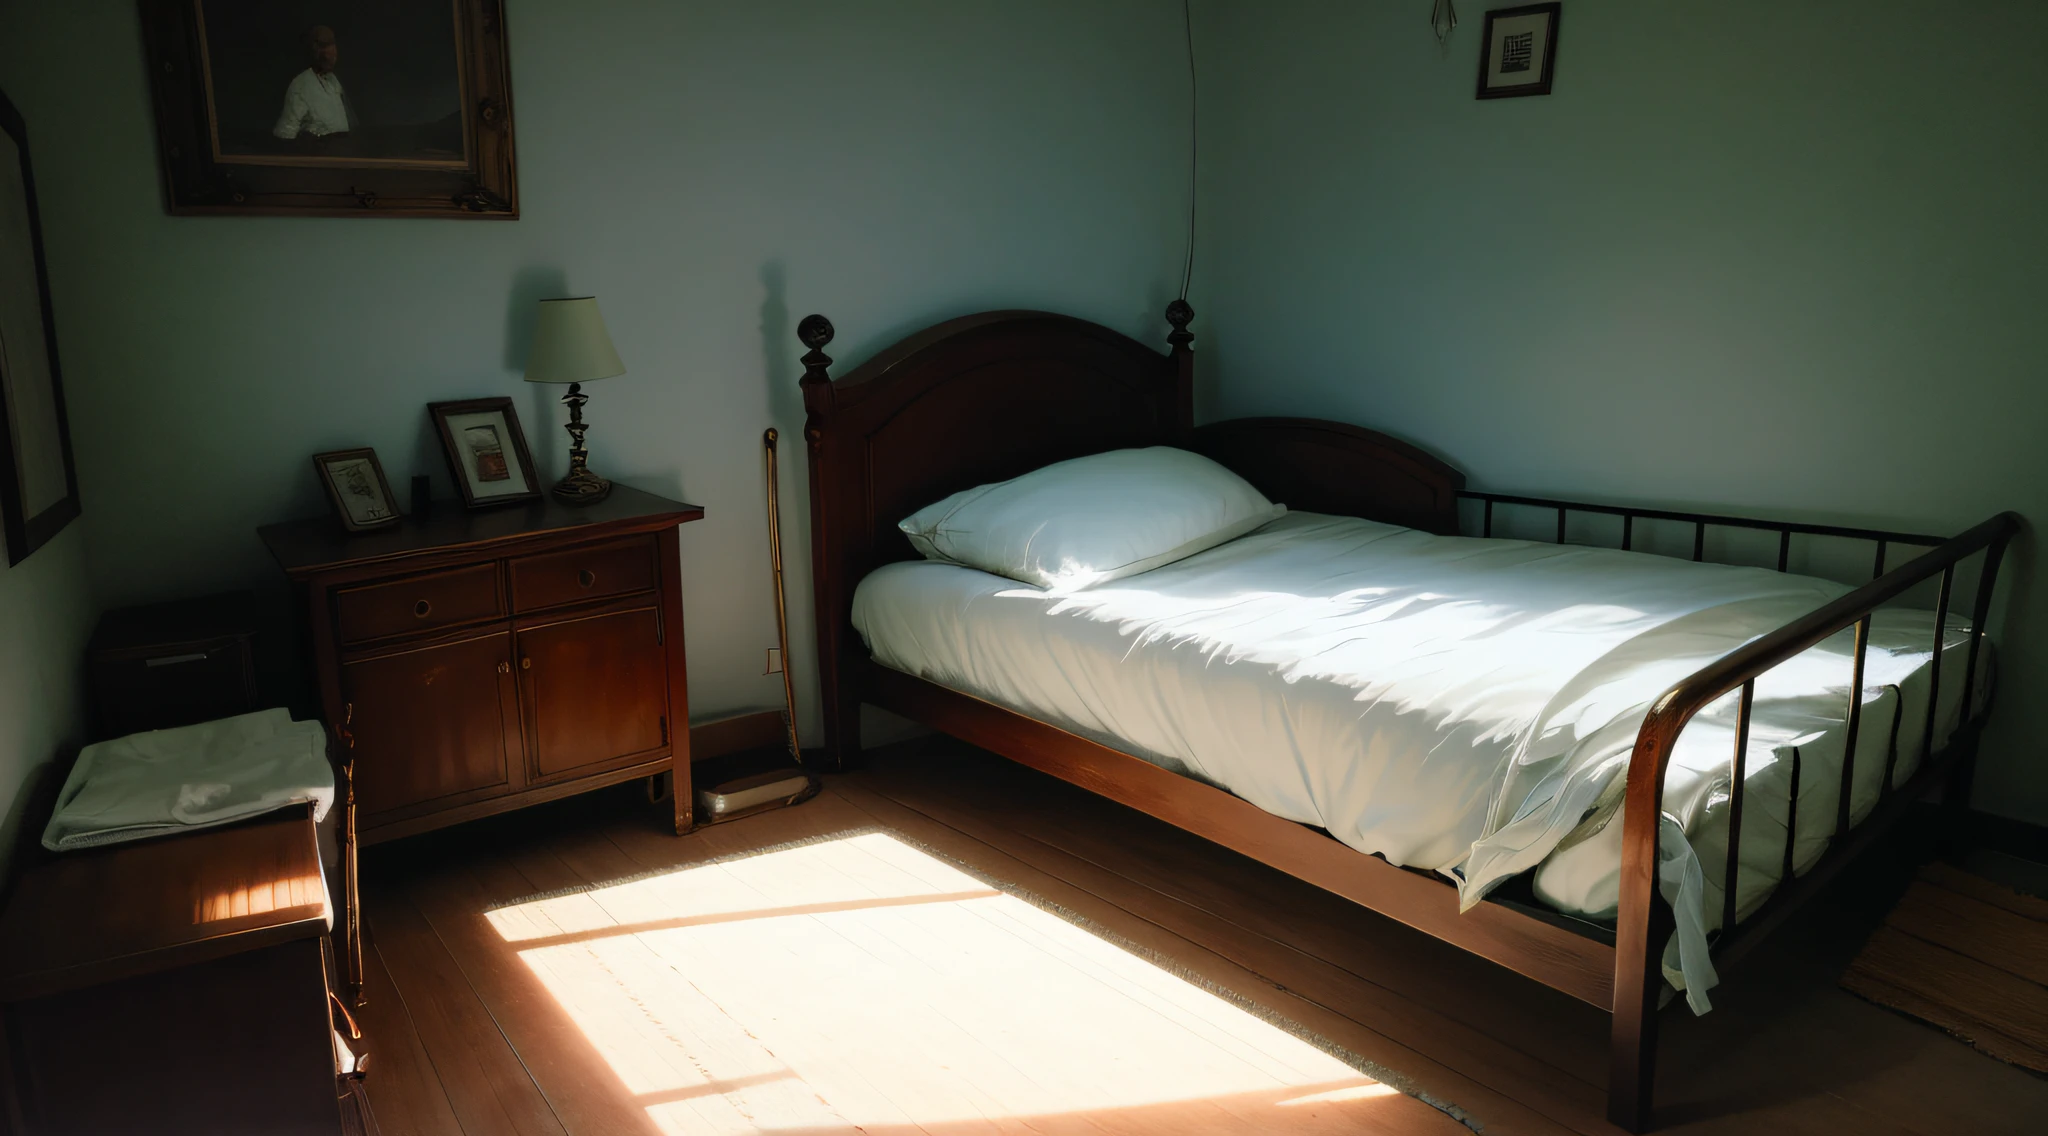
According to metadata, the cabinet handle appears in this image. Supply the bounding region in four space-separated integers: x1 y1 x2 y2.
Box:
497 661 510 674
414 599 433 619
521 657 532 670
577 569 597 588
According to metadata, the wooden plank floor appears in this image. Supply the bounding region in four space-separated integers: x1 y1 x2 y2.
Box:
358 742 2048 1135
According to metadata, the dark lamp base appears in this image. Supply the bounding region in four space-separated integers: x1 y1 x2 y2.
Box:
551 467 612 505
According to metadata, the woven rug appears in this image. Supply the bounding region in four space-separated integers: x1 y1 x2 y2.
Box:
1841 861 2048 1073
487 825 1479 1133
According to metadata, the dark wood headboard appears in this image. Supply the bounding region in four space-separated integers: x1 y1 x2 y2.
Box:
796 303 1462 768
1192 417 1463 536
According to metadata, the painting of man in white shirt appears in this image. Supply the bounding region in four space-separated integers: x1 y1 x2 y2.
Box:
272 26 352 140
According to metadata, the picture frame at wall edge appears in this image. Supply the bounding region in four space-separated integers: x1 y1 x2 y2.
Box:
427 396 542 509
0 85 83 566
312 447 401 533
1476 2 1562 100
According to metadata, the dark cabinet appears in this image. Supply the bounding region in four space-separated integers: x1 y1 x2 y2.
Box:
261 486 703 1001
342 629 521 816
519 603 669 781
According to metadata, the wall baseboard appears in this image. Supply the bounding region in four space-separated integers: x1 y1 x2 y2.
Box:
690 710 787 763
1970 808 2048 865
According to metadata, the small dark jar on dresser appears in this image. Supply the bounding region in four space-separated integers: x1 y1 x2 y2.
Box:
260 485 704 998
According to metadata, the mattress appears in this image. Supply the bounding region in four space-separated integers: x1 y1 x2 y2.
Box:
852 512 1980 1010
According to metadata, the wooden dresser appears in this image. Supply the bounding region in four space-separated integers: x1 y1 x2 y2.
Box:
260 485 703 994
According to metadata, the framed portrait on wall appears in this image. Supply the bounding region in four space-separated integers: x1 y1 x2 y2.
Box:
428 397 540 508
1477 3 1561 100
0 87 81 566
137 0 519 218
312 447 400 532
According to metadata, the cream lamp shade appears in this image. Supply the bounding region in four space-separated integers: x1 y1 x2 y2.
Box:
524 297 625 384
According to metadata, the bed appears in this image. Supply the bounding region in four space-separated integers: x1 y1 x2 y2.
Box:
794 303 2018 1131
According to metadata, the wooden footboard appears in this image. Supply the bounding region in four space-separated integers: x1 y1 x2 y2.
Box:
796 302 2023 1133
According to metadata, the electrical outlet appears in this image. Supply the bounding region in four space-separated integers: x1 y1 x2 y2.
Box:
764 646 783 675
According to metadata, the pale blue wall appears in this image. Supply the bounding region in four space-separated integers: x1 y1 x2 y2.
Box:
0 526 94 873
2 0 1190 737
0 22 99 872
1192 0 2048 822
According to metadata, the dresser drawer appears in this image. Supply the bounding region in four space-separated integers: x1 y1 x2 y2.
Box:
336 563 503 644
509 535 658 612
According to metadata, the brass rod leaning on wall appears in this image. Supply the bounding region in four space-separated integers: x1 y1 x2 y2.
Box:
764 428 802 762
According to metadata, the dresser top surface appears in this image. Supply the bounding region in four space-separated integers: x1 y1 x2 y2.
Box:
0 806 330 1001
259 483 704 578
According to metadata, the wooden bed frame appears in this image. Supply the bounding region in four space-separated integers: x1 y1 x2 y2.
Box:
794 302 2019 1131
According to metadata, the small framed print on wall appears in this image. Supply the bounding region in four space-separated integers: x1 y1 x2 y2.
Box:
428 396 540 509
1477 3 1561 100
313 447 400 532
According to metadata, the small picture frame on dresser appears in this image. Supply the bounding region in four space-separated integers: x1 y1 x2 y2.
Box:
312 447 399 532
428 396 541 509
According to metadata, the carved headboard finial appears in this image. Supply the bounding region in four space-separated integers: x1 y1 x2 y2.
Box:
798 314 837 416
798 314 835 353
1165 298 1194 352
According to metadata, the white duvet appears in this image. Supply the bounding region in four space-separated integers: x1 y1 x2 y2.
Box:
853 512 1978 1011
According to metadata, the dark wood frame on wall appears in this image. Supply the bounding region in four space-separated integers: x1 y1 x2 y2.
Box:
0 87 82 566
137 0 519 218
795 303 2019 1131
1476 2 1562 99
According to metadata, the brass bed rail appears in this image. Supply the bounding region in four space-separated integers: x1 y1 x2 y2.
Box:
1454 491 2021 1130
1586 504 2016 1130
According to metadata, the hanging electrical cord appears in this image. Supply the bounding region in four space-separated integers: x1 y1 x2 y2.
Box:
1179 0 1197 301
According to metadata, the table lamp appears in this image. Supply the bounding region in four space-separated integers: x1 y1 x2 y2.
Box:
524 296 626 504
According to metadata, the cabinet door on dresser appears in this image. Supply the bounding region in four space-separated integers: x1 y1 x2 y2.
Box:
516 602 670 781
342 630 524 818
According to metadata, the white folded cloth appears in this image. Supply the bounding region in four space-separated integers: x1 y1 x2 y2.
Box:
42 708 334 851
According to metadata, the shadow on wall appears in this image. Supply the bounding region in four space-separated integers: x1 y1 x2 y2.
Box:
508 265 573 491
760 260 799 427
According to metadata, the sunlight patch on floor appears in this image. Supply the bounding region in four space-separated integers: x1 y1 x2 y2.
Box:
485 831 1412 1134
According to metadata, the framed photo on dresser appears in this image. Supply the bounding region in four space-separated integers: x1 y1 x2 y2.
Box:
0 86 81 566
312 447 400 532
428 397 540 508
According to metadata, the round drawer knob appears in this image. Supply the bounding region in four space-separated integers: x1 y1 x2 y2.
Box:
577 569 596 588
521 657 532 670
414 599 433 618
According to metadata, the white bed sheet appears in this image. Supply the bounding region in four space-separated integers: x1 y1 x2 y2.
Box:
853 512 1980 1009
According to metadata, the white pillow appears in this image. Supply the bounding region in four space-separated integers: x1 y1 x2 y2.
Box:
898 447 1284 591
